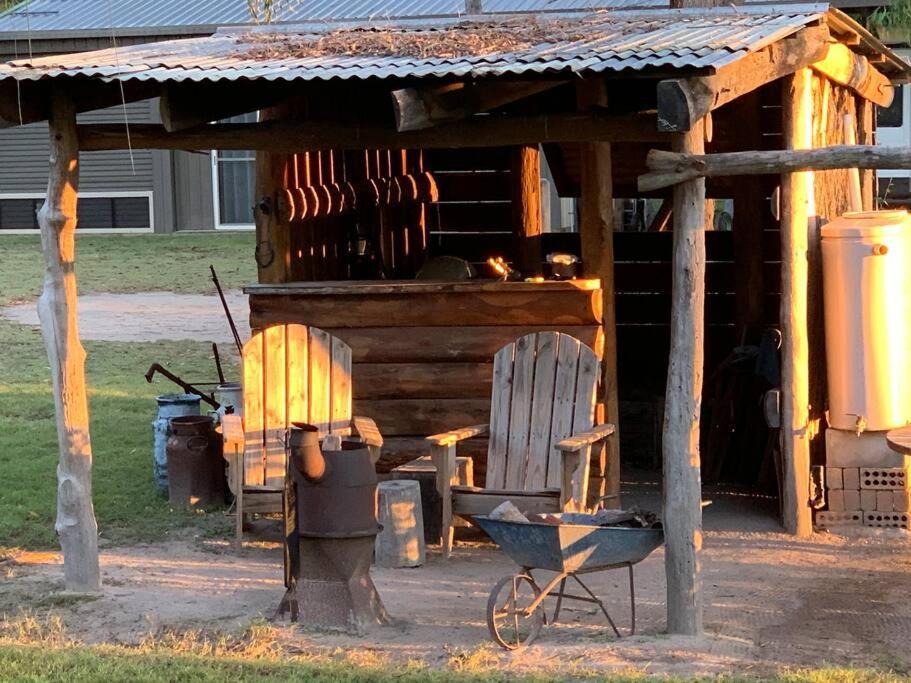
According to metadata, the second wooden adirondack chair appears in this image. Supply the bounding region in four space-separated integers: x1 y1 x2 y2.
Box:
222 323 382 544
427 331 614 559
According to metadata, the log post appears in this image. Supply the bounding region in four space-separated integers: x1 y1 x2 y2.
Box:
780 69 814 537
38 90 101 592
663 119 706 636
510 144 543 276
577 80 621 508
579 141 621 508
254 106 292 284
255 150 291 283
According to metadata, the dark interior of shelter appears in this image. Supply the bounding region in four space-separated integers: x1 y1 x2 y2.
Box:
255 78 796 500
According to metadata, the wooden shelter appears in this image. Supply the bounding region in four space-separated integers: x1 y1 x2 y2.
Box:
4 3 908 633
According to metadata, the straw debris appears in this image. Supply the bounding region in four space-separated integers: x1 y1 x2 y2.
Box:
240 16 610 60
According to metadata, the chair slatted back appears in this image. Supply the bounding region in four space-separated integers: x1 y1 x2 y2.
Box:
241 324 352 488
485 332 599 492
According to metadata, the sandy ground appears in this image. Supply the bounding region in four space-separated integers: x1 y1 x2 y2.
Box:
4 484 911 678
1 291 251 343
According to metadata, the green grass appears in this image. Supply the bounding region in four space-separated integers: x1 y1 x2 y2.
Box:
0 644 906 683
0 233 256 550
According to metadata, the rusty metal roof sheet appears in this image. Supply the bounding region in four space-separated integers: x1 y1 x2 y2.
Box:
0 4 906 83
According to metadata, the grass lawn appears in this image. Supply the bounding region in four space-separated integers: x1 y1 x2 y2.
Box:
0 233 256 551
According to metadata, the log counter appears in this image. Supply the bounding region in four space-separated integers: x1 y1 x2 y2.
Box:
246 279 604 472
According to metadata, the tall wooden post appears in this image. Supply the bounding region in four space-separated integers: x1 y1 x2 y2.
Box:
663 119 706 635
780 69 814 537
38 90 101 592
577 80 621 507
579 142 621 507
510 144 543 276
254 105 292 284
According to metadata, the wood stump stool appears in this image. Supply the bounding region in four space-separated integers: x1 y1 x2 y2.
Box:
375 480 425 568
391 455 474 543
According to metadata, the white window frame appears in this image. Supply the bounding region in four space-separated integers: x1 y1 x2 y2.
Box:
210 150 256 231
0 191 154 234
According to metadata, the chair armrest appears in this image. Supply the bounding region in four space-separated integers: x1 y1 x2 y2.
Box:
555 424 615 453
222 414 245 454
426 424 489 447
352 416 383 448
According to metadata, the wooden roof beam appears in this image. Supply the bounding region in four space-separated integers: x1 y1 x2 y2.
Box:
77 111 671 151
638 144 911 192
390 80 566 132
656 25 829 132
810 42 894 107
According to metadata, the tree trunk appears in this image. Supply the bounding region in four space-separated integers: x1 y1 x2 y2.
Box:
662 120 706 636
780 69 814 537
37 91 101 592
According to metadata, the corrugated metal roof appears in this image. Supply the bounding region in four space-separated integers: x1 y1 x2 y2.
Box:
0 0 467 36
0 0 843 37
0 5 839 83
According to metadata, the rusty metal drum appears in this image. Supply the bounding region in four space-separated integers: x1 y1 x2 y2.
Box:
166 415 225 508
291 440 379 537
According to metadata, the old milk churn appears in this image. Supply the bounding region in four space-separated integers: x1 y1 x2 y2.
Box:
215 382 243 420
152 393 200 495
280 422 388 632
166 415 225 508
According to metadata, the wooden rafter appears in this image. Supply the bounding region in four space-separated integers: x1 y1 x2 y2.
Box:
656 26 829 132
391 80 565 132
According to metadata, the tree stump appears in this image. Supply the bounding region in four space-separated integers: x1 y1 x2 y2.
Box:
375 480 425 568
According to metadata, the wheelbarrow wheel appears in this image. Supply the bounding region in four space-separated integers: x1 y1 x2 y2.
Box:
487 573 545 650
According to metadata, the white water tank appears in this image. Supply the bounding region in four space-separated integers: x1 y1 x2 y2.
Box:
821 210 911 432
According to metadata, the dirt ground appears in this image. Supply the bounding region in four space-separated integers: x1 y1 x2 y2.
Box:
0 291 251 343
5 484 910 678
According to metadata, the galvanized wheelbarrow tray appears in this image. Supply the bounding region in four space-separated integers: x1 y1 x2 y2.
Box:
474 514 664 650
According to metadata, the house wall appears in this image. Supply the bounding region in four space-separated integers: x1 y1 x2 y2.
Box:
0 34 218 233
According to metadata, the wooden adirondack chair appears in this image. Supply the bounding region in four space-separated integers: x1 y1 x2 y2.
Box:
222 323 382 543
427 331 614 559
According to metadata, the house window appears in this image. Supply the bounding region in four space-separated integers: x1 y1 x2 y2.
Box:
878 84 904 128
0 193 152 232
213 112 256 229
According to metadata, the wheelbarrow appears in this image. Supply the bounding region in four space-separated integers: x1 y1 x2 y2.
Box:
474 514 664 650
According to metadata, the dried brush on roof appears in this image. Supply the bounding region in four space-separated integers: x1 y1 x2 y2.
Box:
240 15 611 60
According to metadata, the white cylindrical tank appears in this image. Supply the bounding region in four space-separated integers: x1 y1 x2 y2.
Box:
821 210 911 432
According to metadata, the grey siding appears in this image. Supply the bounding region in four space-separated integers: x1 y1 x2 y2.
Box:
0 101 154 186
172 150 216 231
0 98 169 230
